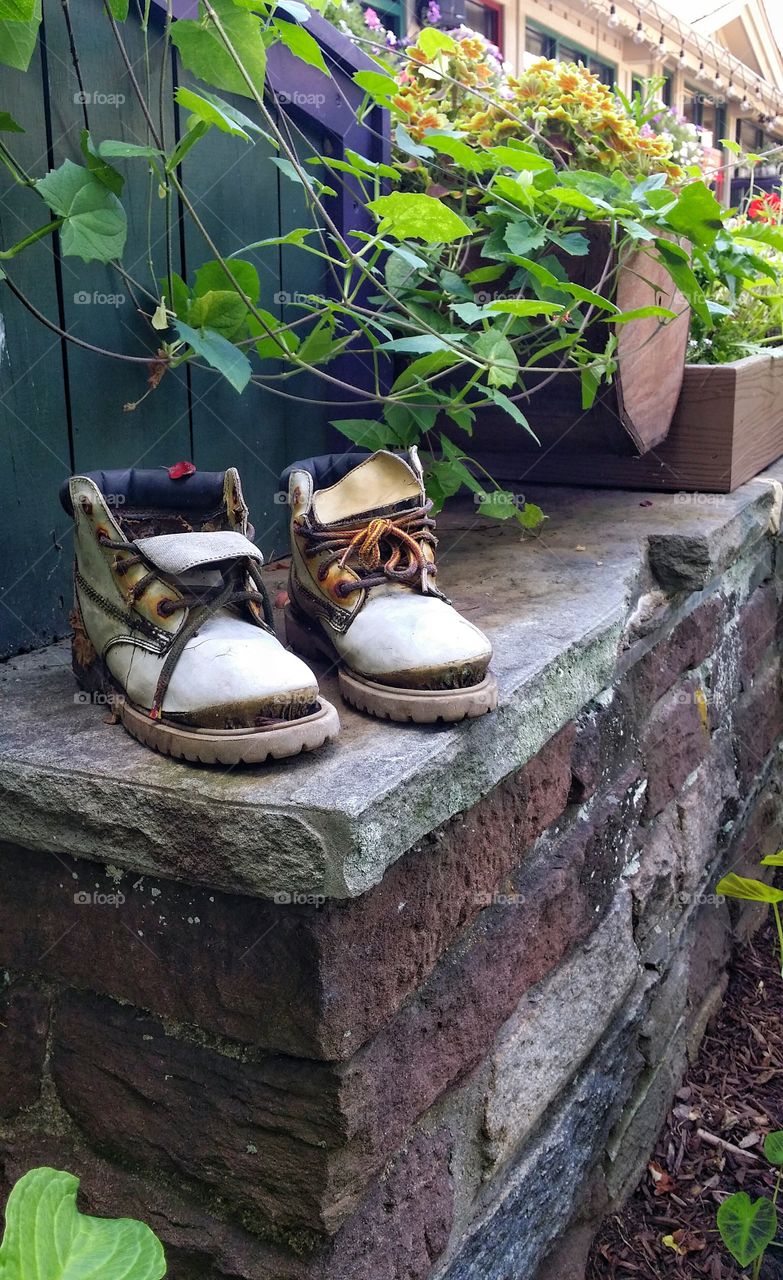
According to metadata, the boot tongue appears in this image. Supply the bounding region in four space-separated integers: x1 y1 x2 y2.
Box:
312 451 423 526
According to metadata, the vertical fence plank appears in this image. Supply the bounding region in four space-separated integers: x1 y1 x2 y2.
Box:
42 0 192 472
0 39 73 656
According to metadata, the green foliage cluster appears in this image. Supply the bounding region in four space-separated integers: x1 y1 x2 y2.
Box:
0 2 780 519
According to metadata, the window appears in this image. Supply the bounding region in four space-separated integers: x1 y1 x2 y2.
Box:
464 0 502 48
683 83 725 149
524 20 614 85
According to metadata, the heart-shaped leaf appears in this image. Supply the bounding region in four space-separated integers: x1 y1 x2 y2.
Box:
764 1131 783 1166
716 874 783 904
717 1192 777 1267
35 160 127 262
0 1167 166 1279
171 0 266 100
367 192 471 244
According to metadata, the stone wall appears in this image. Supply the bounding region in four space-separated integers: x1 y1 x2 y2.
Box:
1 483 782 1279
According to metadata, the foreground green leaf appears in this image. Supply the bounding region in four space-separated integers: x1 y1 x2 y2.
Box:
716 873 783 904
171 0 266 100
176 320 252 392
367 192 471 244
0 1167 166 1279
0 0 40 71
717 1192 777 1267
35 160 126 262
764 1131 783 1165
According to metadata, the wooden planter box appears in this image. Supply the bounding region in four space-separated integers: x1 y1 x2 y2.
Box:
466 349 783 495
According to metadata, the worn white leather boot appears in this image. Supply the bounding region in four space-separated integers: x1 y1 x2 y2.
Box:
61 467 339 764
282 449 498 722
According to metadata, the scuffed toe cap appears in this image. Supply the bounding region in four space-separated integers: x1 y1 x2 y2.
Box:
335 590 492 690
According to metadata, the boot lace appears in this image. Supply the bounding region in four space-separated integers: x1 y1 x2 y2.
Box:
97 531 274 720
302 503 441 598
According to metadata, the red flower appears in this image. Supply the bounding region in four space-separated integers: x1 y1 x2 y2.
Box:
748 191 782 223
168 461 196 480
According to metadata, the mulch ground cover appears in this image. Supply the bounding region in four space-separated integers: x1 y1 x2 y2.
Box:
588 921 783 1279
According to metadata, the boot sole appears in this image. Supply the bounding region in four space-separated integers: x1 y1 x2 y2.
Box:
73 642 340 766
285 607 498 724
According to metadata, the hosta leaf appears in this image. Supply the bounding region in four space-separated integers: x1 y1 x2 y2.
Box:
367 193 471 244
0 1167 166 1280
0 0 40 71
716 1192 777 1267
764 1131 783 1166
175 320 252 392
716 873 783 904
760 851 783 866
171 0 266 100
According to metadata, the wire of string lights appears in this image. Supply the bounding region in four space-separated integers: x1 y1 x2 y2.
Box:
582 0 783 120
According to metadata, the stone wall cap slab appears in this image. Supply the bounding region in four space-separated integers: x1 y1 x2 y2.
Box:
1 466 779 900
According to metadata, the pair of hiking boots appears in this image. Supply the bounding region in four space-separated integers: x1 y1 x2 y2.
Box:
62 448 497 765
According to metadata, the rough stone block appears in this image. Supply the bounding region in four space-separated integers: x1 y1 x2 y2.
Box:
439 995 646 1280
482 890 639 1175
628 595 725 714
570 687 638 804
0 723 576 1063
0 981 50 1118
642 678 711 818
734 657 783 788
740 581 778 688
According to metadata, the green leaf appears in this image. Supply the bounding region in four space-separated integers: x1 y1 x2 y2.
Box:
561 283 618 314
80 131 124 197
194 257 259 303
484 299 564 318
655 239 710 327
416 27 456 56
425 133 489 173
0 0 34 19
247 310 299 358
187 290 249 339
171 0 266 100
547 228 589 256
715 874 783 904
381 334 460 355
0 1166 166 1279
0 0 40 71
297 317 340 366
35 160 126 262
664 180 724 249
367 193 471 244
97 140 162 160
546 186 600 214
392 348 463 391
176 320 252 392
486 144 553 174
716 1192 777 1267
764 1131 783 1166
0 110 23 132
272 19 329 75
761 851 783 866
504 219 546 257
331 418 398 451
484 386 538 441
353 69 397 104
107 0 129 17
175 86 258 139
610 305 678 325
473 328 518 389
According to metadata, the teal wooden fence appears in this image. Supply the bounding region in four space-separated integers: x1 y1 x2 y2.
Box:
0 0 384 657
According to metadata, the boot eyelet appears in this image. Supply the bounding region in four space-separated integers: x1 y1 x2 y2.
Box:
157 599 177 618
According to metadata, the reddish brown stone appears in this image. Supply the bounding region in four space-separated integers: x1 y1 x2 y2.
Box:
0 1127 453 1280
740 582 778 689
642 680 711 818
628 596 725 715
0 724 576 1064
0 982 50 1118
733 657 783 789
51 992 342 1235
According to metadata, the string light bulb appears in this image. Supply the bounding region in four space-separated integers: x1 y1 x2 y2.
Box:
678 46 687 69
632 18 646 44
607 3 620 28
